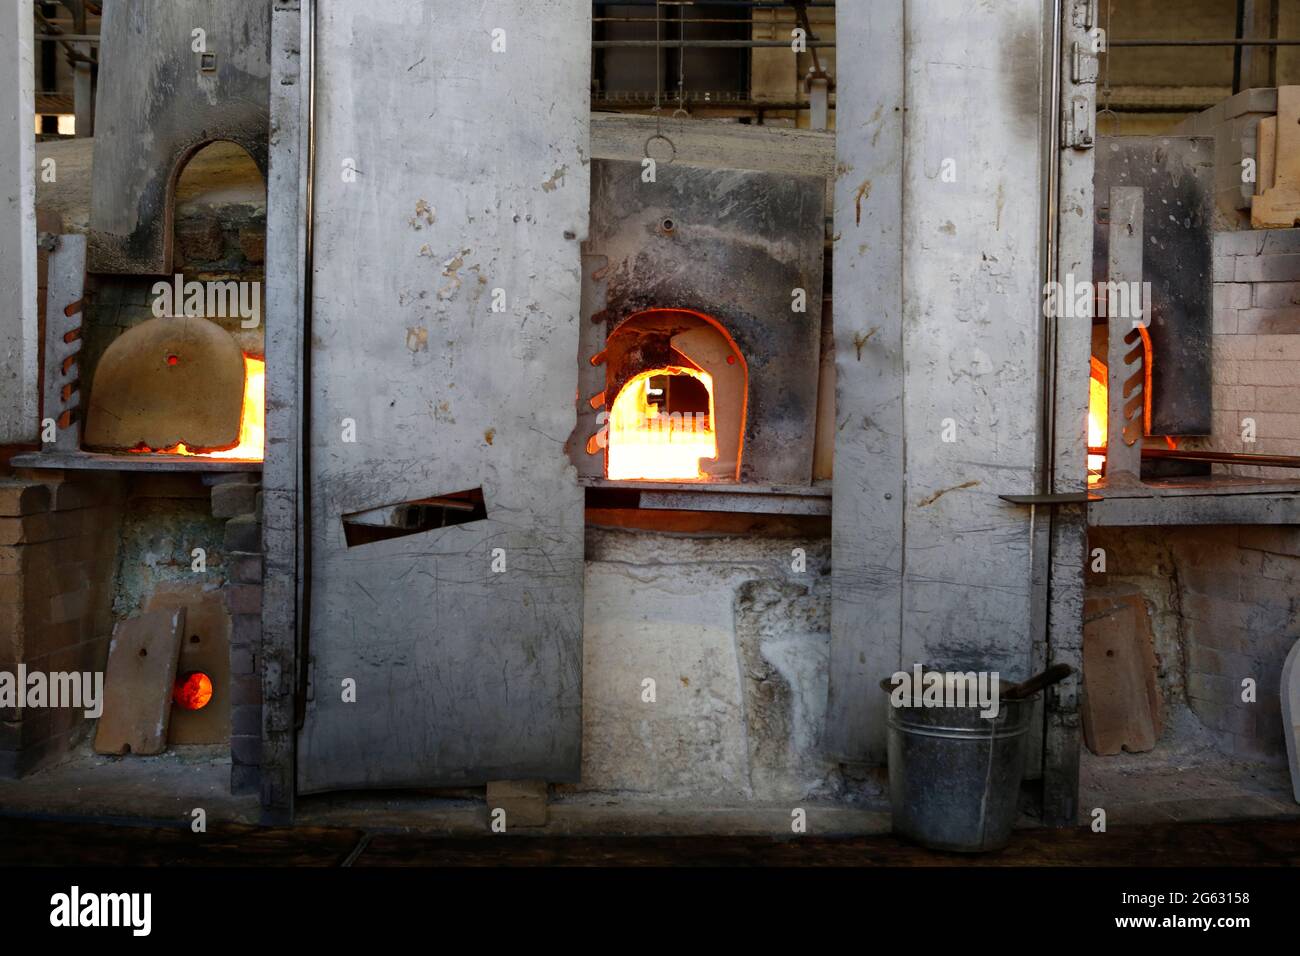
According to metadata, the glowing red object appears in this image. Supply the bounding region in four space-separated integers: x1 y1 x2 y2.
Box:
173 672 214 711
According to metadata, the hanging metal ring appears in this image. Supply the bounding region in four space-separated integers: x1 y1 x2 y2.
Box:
671 107 689 120
1096 106 1121 137
644 133 676 165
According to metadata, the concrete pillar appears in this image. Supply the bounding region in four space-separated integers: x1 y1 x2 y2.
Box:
0 0 39 444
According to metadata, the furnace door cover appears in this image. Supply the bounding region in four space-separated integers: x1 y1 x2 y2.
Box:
297 2 589 793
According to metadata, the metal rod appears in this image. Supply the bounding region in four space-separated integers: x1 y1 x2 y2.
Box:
595 97 825 109
593 38 833 47
593 1 835 6
1108 38 1300 46
1037 0 1064 499
296 0 317 730
33 34 99 43
595 17 793 24
1141 448 1300 468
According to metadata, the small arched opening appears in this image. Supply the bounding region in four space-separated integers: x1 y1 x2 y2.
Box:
591 308 748 482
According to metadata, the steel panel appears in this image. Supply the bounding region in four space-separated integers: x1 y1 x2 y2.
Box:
1094 136 1215 436
297 1 589 794
825 0 906 763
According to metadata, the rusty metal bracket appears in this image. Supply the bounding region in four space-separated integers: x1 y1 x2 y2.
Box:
41 235 87 454
1106 186 1146 480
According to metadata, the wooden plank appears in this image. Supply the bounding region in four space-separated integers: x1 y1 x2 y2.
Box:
1081 592 1162 755
93 607 186 756
146 586 231 746
1252 86 1300 228
1257 115 1277 195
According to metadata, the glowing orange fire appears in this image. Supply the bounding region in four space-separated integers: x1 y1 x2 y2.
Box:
1088 356 1107 481
134 355 265 460
173 671 213 711
607 367 717 481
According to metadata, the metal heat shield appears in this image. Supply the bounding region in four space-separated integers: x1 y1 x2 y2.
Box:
575 159 826 485
1094 136 1215 436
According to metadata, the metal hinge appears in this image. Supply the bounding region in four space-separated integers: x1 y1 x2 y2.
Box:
1072 41 1099 84
1072 0 1098 30
1062 95 1095 149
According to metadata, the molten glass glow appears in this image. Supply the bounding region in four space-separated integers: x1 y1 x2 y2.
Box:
1088 356 1107 480
135 355 265 460
173 672 213 711
195 355 265 459
607 367 717 481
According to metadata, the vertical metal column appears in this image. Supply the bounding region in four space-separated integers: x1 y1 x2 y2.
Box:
0 0 40 444
1106 186 1145 481
1042 0 1100 828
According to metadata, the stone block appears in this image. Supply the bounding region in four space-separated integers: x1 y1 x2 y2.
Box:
1238 527 1300 558
231 674 263 707
1236 254 1300 283
1256 335 1300 361
230 553 264 584
0 483 50 518
1255 386 1300 413
231 762 260 795
1239 361 1300 387
223 515 262 553
212 481 259 519
1252 282 1300 309
231 645 256 676
230 733 262 766
226 584 262 616
238 229 265 264
1261 228 1300 255
232 703 262 736
48 477 120 512
231 613 261 646
1213 230 1267 257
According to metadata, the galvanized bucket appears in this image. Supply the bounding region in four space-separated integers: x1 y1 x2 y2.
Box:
883 681 1035 853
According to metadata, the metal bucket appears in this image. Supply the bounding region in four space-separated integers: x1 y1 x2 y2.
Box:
883 682 1035 853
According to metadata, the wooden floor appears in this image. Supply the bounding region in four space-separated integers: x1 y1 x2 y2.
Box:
2 815 1298 866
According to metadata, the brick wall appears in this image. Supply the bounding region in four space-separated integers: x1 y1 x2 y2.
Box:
1209 228 1300 479
1 470 264 793
1089 525 1299 763
0 474 123 777
1179 526 1298 761
212 474 263 795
